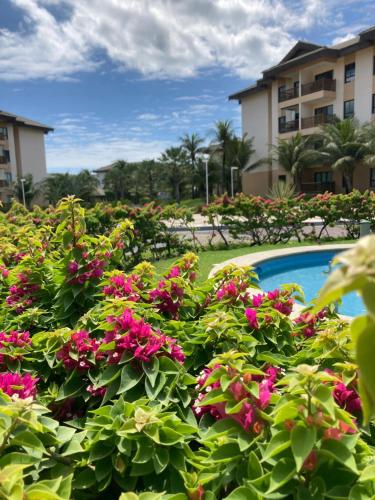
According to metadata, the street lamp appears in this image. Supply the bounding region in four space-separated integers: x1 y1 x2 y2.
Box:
231 167 239 198
20 178 26 207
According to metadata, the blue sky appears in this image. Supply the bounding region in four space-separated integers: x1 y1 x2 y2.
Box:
1 0 375 173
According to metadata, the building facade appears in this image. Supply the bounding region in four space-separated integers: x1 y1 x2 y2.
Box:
0 110 53 203
229 26 375 195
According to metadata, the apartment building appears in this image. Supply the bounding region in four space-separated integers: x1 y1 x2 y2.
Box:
0 110 53 203
229 25 375 195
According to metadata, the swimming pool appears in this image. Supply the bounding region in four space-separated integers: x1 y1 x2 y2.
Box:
256 249 364 317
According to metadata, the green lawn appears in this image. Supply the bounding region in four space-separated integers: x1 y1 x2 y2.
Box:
153 239 355 283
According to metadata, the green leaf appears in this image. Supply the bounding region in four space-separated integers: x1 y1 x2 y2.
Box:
359 464 375 482
11 430 45 452
267 458 296 494
98 364 122 387
197 388 228 406
143 357 159 387
73 468 97 489
223 486 258 500
153 447 169 474
117 364 143 394
262 431 291 461
355 317 375 423
314 384 335 418
320 440 358 474
291 425 316 472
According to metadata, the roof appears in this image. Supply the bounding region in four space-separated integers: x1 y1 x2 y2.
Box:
229 24 375 101
93 163 115 173
278 41 323 64
229 81 269 101
0 110 53 133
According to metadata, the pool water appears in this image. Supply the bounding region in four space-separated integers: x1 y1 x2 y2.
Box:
256 249 365 317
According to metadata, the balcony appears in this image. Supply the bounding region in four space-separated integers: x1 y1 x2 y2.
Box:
279 87 299 103
301 114 335 129
279 119 299 134
0 133 8 141
301 78 336 97
300 181 335 194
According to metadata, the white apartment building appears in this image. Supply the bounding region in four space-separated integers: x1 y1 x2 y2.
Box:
0 110 53 203
229 25 375 195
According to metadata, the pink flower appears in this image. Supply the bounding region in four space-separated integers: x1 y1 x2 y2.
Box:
102 308 185 364
0 330 31 364
245 308 259 329
252 294 264 307
57 330 100 371
0 372 38 399
324 428 342 441
67 261 79 274
267 289 280 300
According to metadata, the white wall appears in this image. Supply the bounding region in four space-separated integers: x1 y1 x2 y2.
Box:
354 47 374 122
18 127 47 183
5 123 18 182
241 90 270 171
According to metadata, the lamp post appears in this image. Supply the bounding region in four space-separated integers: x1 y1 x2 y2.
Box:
231 166 238 198
205 157 209 205
20 178 26 207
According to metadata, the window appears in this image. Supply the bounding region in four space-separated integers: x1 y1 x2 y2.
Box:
4 172 12 184
0 127 7 140
344 99 354 119
278 85 286 99
370 168 375 188
373 56 375 75
315 70 333 81
278 175 287 183
315 105 334 116
314 172 332 184
372 94 375 114
345 62 355 83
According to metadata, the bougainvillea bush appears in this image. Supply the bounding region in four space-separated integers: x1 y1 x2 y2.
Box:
0 196 374 499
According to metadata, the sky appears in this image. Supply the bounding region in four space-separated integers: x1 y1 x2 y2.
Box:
1 0 375 174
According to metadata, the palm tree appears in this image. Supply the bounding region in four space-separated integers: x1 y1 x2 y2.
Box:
212 120 234 194
104 160 133 201
180 132 204 198
319 119 367 193
42 173 74 205
273 133 320 191
227 134 255 193
74 169 99 203
159 147 189 202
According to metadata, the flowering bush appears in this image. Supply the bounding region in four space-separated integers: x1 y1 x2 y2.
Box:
0 197 374 498
203 190 375 245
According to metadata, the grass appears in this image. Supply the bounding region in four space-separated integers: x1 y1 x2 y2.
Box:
153 239 356 283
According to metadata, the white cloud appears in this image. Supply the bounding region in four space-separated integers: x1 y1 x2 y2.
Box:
138 113 159 121
0 0 342 82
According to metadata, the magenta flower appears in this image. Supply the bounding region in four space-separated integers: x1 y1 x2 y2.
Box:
56 330 100 371
102 308 185 364
0 330 31 365
67 261 79 274
0 372 38 399
245 308 259 329
252 294 264 307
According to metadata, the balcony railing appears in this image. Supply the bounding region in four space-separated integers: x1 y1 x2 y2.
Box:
0 133 8 141
279 119 299 134
0 156 7 164
300 181 335 194
278 87 299 102
301 114 335 129
301 78 336 96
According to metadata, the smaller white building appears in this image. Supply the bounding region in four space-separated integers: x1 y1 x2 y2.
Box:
0 110 53 203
